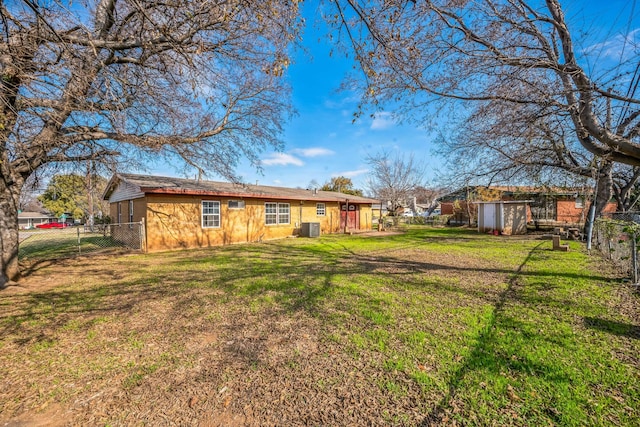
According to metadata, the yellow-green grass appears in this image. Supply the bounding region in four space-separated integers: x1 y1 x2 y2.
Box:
1 227 638 426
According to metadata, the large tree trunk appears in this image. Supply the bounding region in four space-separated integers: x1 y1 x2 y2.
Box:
583 161 614 238
594 161 614 219
0 181 22 288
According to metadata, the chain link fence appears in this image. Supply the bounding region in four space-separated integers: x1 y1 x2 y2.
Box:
592 214 639 283
373 215 450 229
19 222 145 263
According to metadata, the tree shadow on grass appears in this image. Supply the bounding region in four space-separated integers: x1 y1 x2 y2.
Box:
420 242 551 425
584 317 640 340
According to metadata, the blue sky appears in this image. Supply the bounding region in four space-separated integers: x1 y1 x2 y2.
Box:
149 1 640 192
150 2 440 191
234 6 440 191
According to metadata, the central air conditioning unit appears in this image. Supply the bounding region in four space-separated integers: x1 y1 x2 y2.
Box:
300 222 320 238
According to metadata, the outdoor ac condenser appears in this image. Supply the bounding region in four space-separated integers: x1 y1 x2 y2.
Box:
301 222 320 238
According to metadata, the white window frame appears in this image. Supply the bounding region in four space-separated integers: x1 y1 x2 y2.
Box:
117 202 122 224
228 200 245 209
316 203 326 216
201 200 221 228
129 200 134 228
265 202 290 225
278 203 290 224
265 202 278 225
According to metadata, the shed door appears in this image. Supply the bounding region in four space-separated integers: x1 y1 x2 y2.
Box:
484 203 496 230
340 204 359 230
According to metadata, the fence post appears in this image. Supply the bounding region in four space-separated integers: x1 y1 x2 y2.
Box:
140 218 147 253
633 232 638 284
77 227 81 253
586 202 596 253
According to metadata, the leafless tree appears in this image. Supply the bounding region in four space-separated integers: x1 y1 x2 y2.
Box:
413 185 447 213
18 174 43 213
439 98 640 215
325 0 640 213
0 0 301 287
366 151 426 214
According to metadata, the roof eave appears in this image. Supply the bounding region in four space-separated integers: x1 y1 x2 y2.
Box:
142 188 378 203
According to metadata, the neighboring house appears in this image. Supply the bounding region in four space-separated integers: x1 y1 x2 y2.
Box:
370 202 389 219
440 186 617 226
415 202 441 216
103 174 379 252
18 211 56 229
396 206 414 217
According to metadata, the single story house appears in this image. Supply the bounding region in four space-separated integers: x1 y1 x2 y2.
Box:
103 174 380 252
18 211 56 229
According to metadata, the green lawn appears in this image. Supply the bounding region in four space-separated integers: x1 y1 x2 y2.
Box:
1 227 638 426
19 228 125 262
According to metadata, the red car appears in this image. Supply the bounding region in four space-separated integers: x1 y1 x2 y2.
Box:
36 222 68 229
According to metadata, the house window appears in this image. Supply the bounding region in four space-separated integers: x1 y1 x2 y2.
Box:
117 202 122 224
202 201 220 228
228 200 245 209
265 202 277 225
575 197 584 208
316 203 326 216
265 202 290 225
129 200 134 228
278 203 290 224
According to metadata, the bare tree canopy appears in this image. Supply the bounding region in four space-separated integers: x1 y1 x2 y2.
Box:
439 96 640 215
326 0 640 167
0 0 302 286
366 151 426 213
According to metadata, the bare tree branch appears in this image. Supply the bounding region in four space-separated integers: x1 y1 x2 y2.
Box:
0 0 302 285
325 0 640 166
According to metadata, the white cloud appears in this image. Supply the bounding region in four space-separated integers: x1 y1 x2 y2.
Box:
324 93 360 110
584 28 640 61
333 168 369 178
370 112 396 130
291 147 335 157
260 153 304 166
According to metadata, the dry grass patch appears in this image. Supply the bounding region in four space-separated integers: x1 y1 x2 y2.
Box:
1 227 638 426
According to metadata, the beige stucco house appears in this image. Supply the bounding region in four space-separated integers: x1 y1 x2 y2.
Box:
103 174 379 252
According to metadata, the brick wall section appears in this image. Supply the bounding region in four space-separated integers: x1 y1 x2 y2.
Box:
440 201 477 223
556 200 617 223
556 200 586 223
602 202 618 216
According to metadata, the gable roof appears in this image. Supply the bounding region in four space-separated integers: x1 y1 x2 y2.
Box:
18 211 55 219
104 173 379 204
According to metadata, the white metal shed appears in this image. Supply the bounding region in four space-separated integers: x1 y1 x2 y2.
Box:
476 201 530 235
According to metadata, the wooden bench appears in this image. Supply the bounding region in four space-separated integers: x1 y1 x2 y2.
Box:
552 235 569 252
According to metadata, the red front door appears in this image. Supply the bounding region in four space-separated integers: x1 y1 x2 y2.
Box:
340 204 359 230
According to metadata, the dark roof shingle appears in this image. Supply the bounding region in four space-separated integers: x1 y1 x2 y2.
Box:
112 174 379 204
